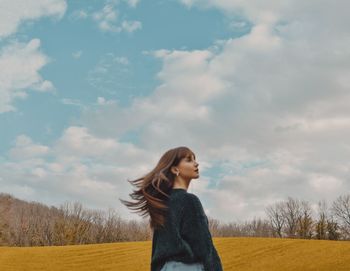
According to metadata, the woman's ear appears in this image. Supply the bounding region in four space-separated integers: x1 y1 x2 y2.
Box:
170 166 177 175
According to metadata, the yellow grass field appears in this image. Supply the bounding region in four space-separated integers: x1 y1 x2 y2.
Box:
1 237 350 271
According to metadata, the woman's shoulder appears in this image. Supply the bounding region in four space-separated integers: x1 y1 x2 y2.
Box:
181 193 208 225
182 192 204 210
169 191 201 206
184 192 200 201
170 190 199 199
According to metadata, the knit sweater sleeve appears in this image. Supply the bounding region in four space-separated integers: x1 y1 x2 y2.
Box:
181 194 223 271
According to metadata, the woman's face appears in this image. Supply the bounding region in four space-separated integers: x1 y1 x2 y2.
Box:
177 153 199 179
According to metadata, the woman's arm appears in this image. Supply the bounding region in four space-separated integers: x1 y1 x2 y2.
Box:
180 194 223 271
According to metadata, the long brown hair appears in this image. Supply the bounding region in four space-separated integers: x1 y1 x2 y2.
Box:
119 146 196 231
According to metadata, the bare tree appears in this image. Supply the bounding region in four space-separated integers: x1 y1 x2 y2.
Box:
11 204 29 246
216 221 245 237
315 200 328 240
265 201 286 238
57 201 95 245
246 217 272 237
331 194 350 235
208 216 221 236
326 216 341 240
0 193 11 245
296 200 313 239
281 197 302 238
103 207 123 242
89 209 106 243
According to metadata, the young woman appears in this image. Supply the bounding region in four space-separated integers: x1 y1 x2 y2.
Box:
120 146 223 271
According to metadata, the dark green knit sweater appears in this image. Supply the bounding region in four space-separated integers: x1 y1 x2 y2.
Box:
151 188 223 271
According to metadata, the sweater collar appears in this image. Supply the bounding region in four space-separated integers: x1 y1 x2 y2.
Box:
170 188 187 193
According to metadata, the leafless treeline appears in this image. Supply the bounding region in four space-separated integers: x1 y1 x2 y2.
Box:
0 193 151 247
215 195 350 241
1 192 350 247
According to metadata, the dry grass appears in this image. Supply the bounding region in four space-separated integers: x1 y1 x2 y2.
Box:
1 237 350 270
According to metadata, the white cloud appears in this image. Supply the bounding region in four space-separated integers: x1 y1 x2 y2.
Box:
0 39 55 113
0 129 156 220
8 135 50 160
61 98 86 109
179 0 286 24
123 0 140 8
2 0 350 224
0 0 67 38
54 126 120 157
73 0 350 222
72 50 83 59
86 52 133 95
114 56 129 65
0 0 65 113
308 174 343 197
70 9 88 20
91 1 142 33
120 20 142 33
97 97 117 105
93 2 119 31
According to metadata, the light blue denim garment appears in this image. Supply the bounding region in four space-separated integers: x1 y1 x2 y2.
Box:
160 260 204 271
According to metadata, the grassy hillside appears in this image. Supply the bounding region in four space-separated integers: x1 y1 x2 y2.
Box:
1 237 350 270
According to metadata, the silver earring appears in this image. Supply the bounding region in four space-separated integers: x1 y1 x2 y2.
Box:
176 172 179 176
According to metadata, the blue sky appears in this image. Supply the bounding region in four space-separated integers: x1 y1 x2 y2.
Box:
1 0 243 152
1 0 350 224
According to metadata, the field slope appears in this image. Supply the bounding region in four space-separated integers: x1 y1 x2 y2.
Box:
1 237 350 270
